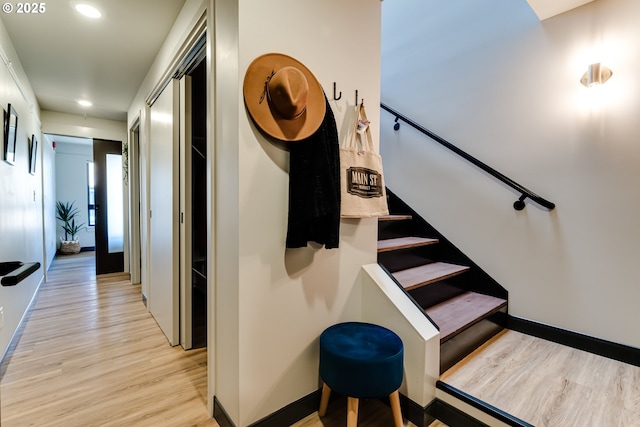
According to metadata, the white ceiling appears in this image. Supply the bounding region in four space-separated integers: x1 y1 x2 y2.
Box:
0 0 186 122
0 0 594 124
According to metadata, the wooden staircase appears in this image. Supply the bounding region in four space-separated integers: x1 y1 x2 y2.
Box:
378 191 508 373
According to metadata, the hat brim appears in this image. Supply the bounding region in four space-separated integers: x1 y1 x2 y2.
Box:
243 53 326 142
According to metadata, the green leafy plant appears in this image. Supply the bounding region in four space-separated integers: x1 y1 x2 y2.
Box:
56 201 85 241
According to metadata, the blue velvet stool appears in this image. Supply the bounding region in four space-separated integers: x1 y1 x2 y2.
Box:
318 322 404 427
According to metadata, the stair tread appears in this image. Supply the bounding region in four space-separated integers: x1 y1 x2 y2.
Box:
377 236 439 253
426 291 507 342
392 262 470 291
379 214 412 221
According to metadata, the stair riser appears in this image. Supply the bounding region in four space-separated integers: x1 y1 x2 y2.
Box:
409 282 466 309
378 220 415 241
378 251 436 273
440 308 507 373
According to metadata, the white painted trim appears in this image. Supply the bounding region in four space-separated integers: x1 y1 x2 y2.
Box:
179 75 193 350
145 14 206 107
205 5 215 414
127 115 142 285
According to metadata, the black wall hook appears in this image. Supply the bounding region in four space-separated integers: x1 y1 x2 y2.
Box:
355 90 363 106
333 82 342 101
393 117 400 131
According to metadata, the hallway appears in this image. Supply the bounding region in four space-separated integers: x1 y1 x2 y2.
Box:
0 253 216 427
1 253 425 427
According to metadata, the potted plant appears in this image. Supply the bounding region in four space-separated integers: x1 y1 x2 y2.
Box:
56 201 85 254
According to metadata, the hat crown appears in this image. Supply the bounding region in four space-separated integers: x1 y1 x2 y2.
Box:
268 66 309 119
243 53 325 141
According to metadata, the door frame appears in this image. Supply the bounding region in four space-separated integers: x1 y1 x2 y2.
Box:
179 75 193 349
128 118 142 286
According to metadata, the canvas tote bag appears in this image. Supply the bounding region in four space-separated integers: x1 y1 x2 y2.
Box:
340 103 389 218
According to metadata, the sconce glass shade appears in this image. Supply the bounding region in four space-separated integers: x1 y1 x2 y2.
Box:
580 63 612 87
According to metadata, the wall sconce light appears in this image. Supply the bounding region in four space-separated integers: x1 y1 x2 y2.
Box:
580 63 612 87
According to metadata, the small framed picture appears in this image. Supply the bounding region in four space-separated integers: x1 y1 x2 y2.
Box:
4 104 18 165
29 134 38 175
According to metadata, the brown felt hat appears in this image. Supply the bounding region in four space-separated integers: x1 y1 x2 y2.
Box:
243 53 326 142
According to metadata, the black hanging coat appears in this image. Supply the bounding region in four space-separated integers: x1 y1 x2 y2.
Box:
286 96 341 249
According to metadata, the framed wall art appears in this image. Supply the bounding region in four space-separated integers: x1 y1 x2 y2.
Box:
4 104 18 165
29 134 38 175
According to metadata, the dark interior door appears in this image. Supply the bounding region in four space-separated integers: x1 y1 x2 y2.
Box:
93 139 124 275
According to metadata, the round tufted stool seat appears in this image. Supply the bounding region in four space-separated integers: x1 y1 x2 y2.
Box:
318 322 404 427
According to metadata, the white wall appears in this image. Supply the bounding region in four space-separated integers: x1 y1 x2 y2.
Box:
213 1 381 425
41 111 127 143
53 141 95 249
361 264 440 407
0 18 44 361
380 0 640 348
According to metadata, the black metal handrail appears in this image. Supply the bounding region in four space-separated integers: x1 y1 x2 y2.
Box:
381 103 555 211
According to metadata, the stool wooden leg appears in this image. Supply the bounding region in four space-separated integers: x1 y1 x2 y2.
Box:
347 396 359 427
389 390 403 427
318 383 331 417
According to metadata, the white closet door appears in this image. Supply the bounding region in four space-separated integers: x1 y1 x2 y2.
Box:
149 79 179 346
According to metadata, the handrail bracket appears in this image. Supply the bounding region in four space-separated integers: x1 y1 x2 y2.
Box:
514 194 527 211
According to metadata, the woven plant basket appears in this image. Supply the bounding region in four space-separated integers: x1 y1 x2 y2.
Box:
59 240 81 255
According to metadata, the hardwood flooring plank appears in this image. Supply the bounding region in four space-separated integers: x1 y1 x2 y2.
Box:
378 215 412 221
441 330 640 427
392 262 470 291
377 237 439 253
1 253 217 427
425 291 506 341
292 397 419 427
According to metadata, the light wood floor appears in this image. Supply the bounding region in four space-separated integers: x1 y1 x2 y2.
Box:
292 398 421 427
10 253 636 426
441 329 640 427
0 253 430 427
1 252 217 427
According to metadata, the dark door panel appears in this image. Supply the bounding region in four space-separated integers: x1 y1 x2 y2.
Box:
93 139 124 275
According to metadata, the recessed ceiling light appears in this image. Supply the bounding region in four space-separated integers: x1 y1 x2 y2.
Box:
78 100 92 107
74 4 102 18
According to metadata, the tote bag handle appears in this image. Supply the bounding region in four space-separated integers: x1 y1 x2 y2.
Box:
345 103 375 153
